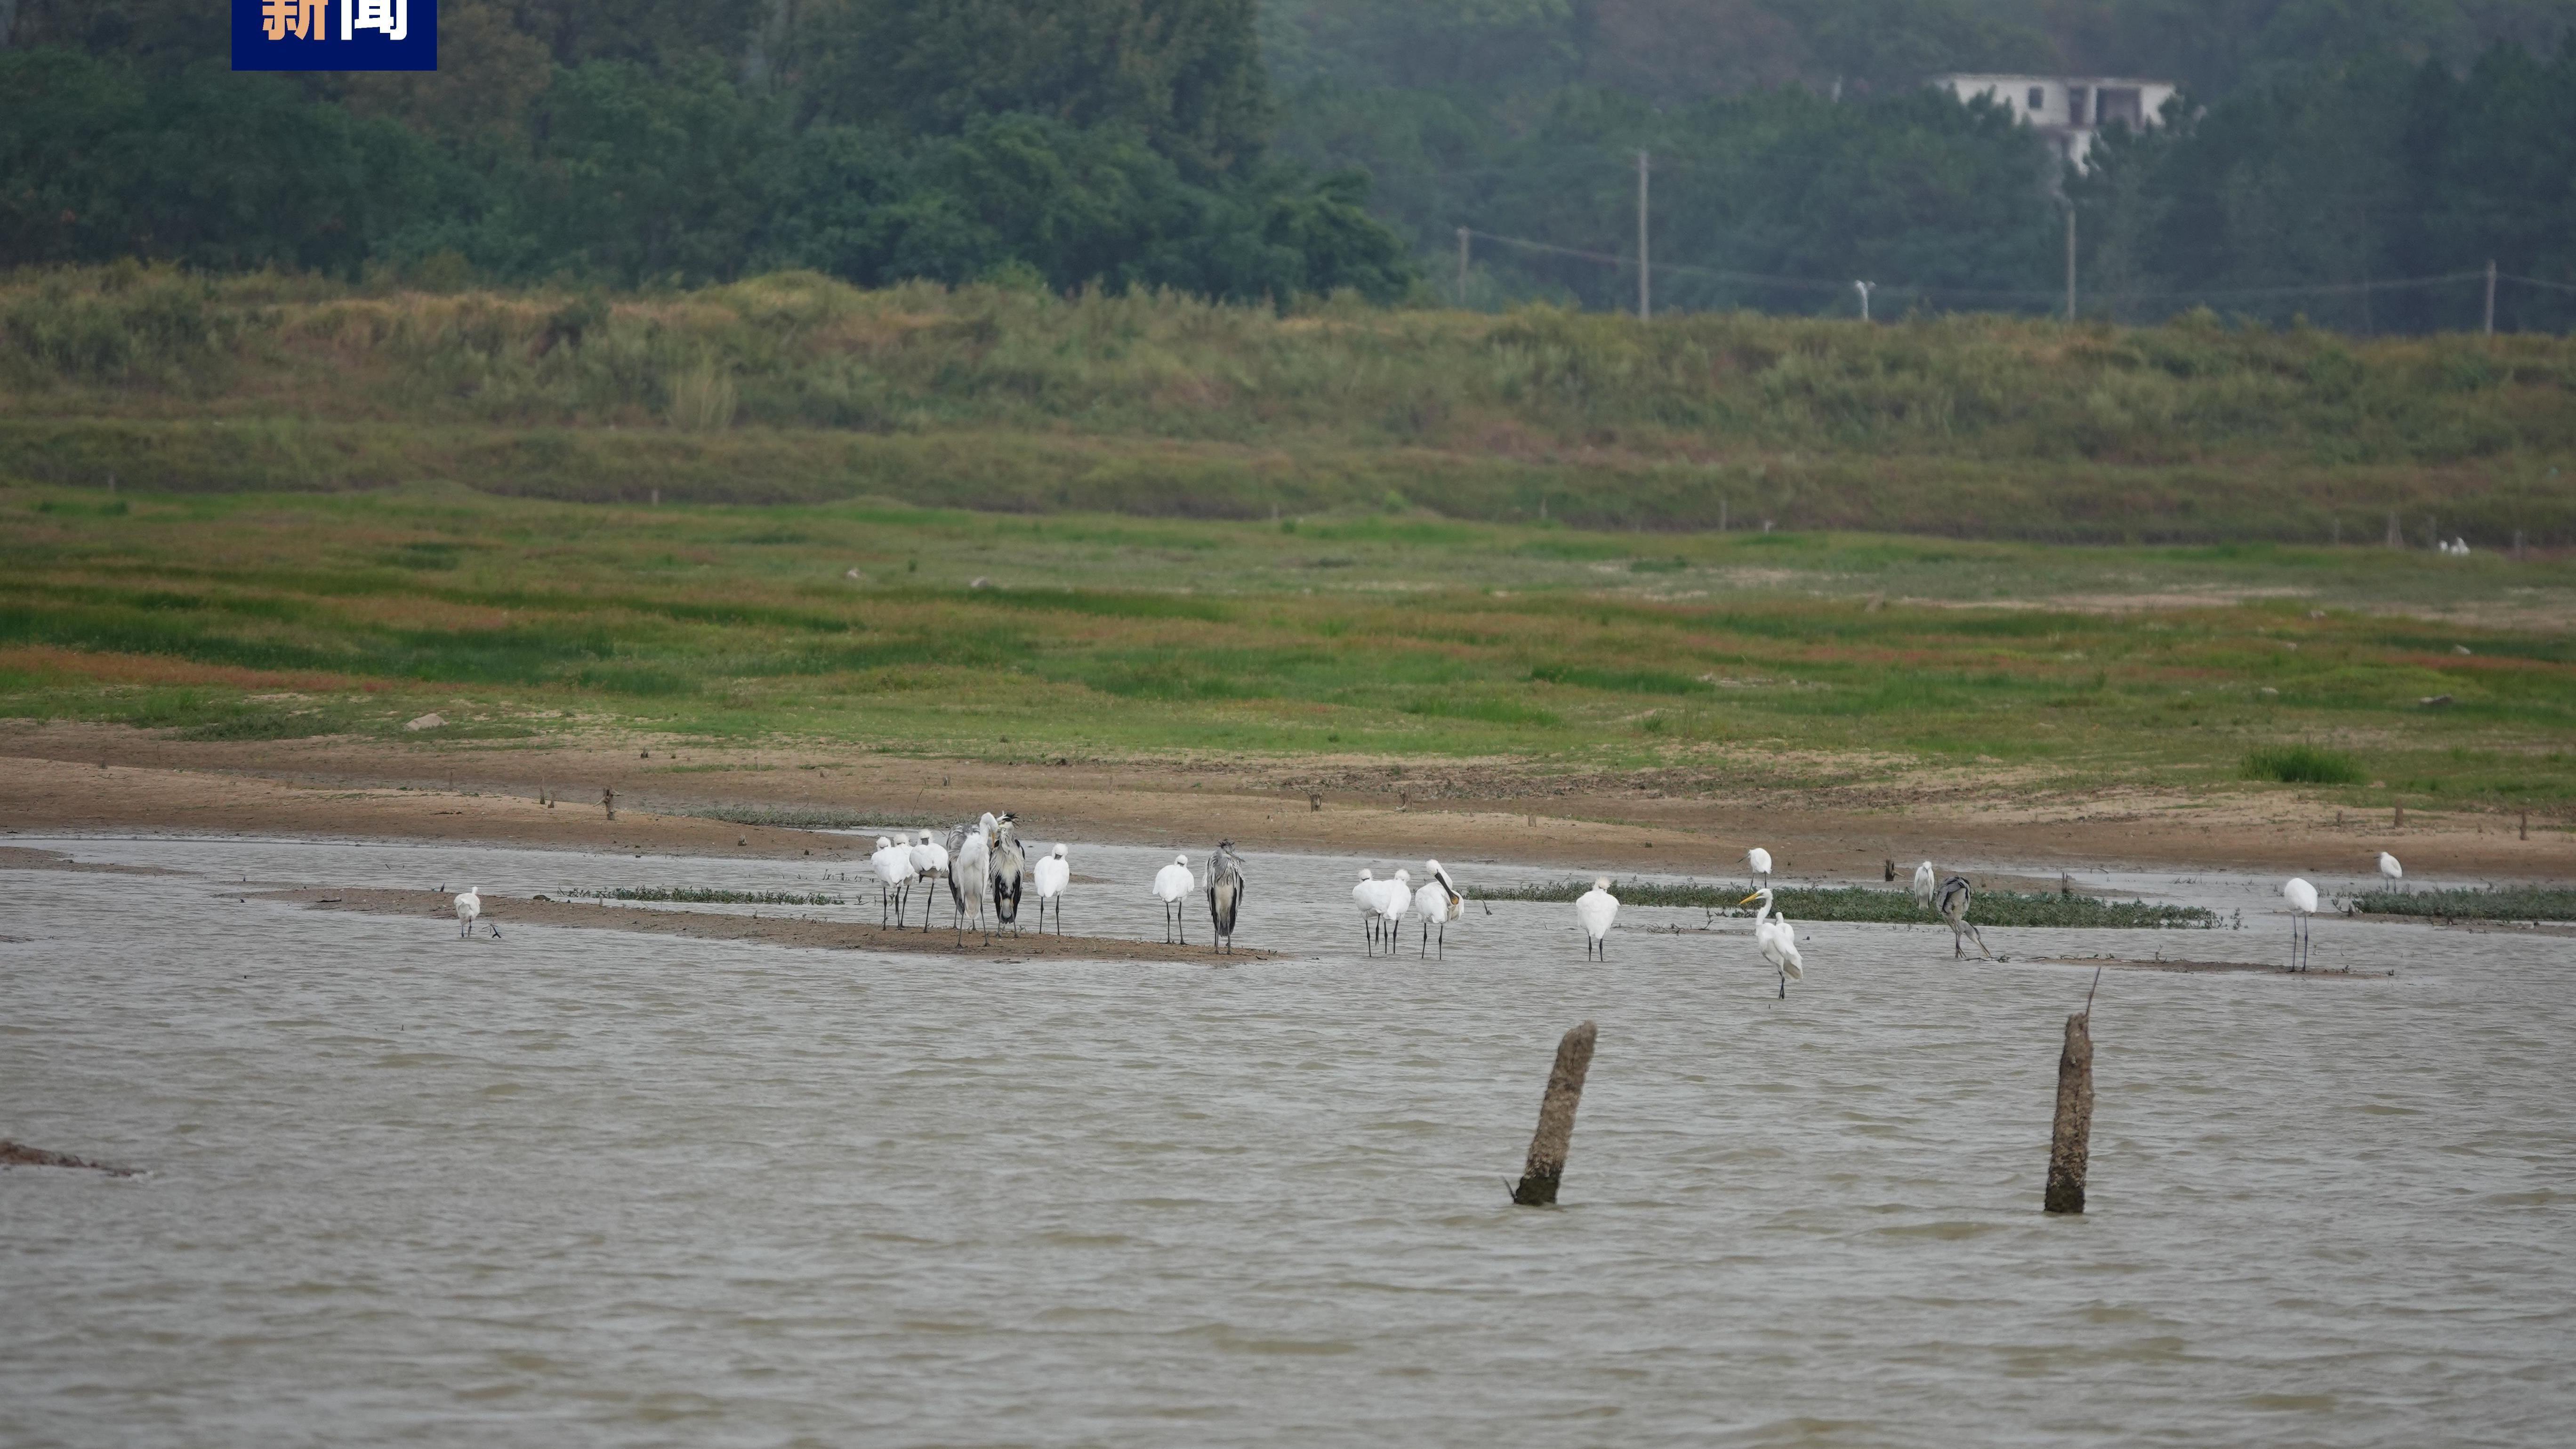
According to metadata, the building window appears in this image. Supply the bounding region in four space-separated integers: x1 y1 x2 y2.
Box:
2027 85 2046 111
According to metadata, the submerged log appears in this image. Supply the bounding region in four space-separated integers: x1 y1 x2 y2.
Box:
1510 1021 1597 1207
2044 1005 2095 1215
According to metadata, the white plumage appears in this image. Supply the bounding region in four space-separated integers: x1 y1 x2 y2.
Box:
1353 869 1383 952
1912 860 1936 905
1374 869 1413 945
1745 846 1773 887
454 886 482 938
1413 860 1464 958
870 835 913 925
948 814 994 938
1153 853 1193 943
2283 876 2320 972
1575 877 1618 959
1032 843 1069 933
1740 887 1803 997
2377 851 2403 886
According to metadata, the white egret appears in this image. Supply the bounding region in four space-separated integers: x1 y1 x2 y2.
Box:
1377 868 1412 948
1153 853 1193 943
1745 846 1773 890
1352 869 1383 953
947 814 995 941
1414 860 1464 958
869 835 911 925
2283 876 2320 972
1207 841 1247 953
1575 877 1618 960
990 814 1026 936
2376 851 2403 893
1936 875 1990 959
453 886 491 938
1031 844 1069 934
1739 887 1805 998
1912 860 1936 906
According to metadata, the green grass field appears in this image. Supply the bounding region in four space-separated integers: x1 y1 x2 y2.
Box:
6 482 2572 816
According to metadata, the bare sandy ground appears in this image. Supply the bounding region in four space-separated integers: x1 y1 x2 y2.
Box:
250 886 1267 963
2 722 2567 881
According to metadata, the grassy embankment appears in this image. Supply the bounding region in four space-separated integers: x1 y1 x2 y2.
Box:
4 266 2574 543
5 483 2573 817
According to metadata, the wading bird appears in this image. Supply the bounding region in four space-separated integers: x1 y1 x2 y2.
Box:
947 814 996 942
1739 887 1804 998
1353 869 1383 953
1207 841 1246 953
1936 874 1990 959
1414 860 1464 958
1032 844 1069 934
1912 860 1937 906
990 816 1026 936
2376 851 2404 893
871 836 912 925
909 830 948 928
1745 846 1773 890
1576 877 1618 960
1377 869 1412 950
1153 853 1194 943
454 886 496 938
2283 876 2319 972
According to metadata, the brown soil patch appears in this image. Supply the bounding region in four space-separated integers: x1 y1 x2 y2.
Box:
262 887 1274 964
0 845 182 875
3 722 2569 882
2035 956 2395 978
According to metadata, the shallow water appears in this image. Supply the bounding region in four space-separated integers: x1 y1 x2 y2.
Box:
4 833 2570 1447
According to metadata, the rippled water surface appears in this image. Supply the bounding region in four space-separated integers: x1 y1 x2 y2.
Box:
4 833 2571 1447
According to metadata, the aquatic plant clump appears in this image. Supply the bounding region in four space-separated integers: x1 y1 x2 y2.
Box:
2352 886 2576 921
571 886 846 905
1466 880 2217 928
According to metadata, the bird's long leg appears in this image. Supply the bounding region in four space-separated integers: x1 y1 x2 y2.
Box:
1779 966 1786 1000
1419 919 1428 959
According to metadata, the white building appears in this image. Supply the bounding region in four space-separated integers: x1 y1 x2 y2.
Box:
1931 75 2178 170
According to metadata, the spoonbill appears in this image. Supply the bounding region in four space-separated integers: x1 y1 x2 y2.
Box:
1936 875 1990 959
1153 853 1194 943
1576 877 1618 959
1353 869 1383 953
1414 860 1464 958
909 830 948 928
2376 851 2403 893
1377 869 1412 950
1912 860 1936 906
454 886 491 938
1031 844 1069 934
1745 846 1773 890
1740 887 1804 998
1207 841 1246 953
870 835 911 925
990 815 1026 936
2283 877 2319 971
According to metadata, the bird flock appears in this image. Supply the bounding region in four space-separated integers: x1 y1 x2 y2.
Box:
447 824 2389 980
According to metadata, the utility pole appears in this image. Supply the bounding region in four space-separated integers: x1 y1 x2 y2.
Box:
1636 150 1650 321
1456 227 1470 309
2064 205 2078 322
2484 259 2497 336
1853 280 1875 322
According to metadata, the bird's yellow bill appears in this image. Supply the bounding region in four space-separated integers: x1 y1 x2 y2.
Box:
1739 893 1763 905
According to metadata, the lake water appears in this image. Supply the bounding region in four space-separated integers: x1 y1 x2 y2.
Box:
4 833 2570 1447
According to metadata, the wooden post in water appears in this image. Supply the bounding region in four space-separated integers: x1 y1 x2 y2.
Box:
603 785 617 822
1510 1022 1597 1207
2044 975 2097 1215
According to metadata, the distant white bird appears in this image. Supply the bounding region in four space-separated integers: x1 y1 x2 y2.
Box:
1740 887 1804 998
1353 869 1383 953
1376 869 1412 948
1936 874 1990 959
1413 860 1464 958
990 814 1025 936
947 814 995 941
1912 860 1937 906
454 886 495 938
1153 853 1194 944
2376 851 2403 893
1032 844 1069 934
2283 876 2320 972
870 835 912 926
1207 841 1247 953
1575 877 1618 960
909 830 948 928
1745 846 1773 889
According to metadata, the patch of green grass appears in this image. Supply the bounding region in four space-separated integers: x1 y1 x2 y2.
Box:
2244 744 2367 785
2352 886 2576 920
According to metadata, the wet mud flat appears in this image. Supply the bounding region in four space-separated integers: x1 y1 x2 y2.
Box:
256 887 1275 963
2037 955 2397 978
